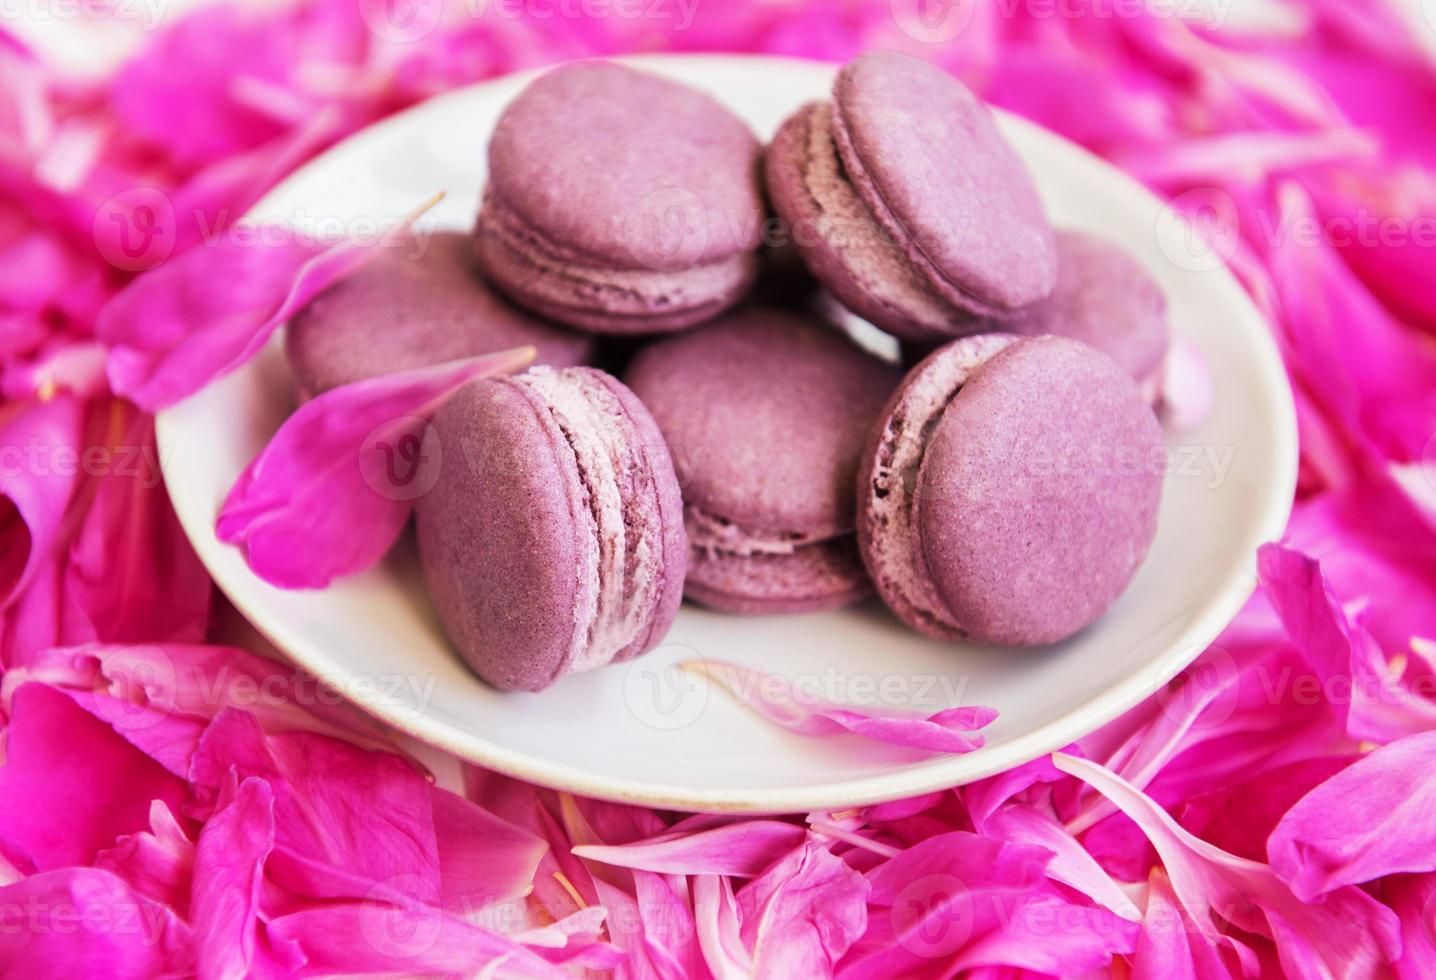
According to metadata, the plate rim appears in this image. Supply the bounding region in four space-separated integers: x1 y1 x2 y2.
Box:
156 51 1299 813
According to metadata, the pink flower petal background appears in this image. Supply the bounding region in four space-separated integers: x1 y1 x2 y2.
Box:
3 1 1436 975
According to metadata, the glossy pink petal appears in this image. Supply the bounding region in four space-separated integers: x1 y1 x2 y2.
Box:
688 660 996 754
1131 869 1234 980
190 776 276 980
215 347 534 588
1386 873 1436 980
1259 542 1436 741
983 804 1140 920
1268 731 1436 899
1179 755 1356 862
1053 753 1401 980
949 887 1138 976
0 396 84 610
94 800 194 913
593 870 705 978
0 682 186 872
6 642 389 778
265 901 568 979
189 708 440 903
695 874 751 980
0 868 195 977
571 820 807 877
98 231 351 409
839 832 1052 979
432 786 547 914
61 402 211 644
963 756 1065 830
736 837 869 979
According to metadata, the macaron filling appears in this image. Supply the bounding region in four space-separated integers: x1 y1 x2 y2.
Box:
862 334 1017 637
477 192 757 330
514 368 667 672
686 505 833 556
791 102 965 339
684 503 868 609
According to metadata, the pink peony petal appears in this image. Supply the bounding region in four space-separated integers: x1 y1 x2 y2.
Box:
215 346 534 588
594 869 706 978
0 682 186 872
736 837 869 979
839 831 1053 979
695 874 750 980
5 642 390 778
93 800 194 914
0 867 195 977
688 660 996 754
983 804 1140 921
1131 869 1234 980
431 786 548 914
265 900 569 979
98 195 440 411
0 396 85 610
190 776 276 980
1179 754 1356 862
1053 752 1402 980
188 708 440 903
98 232 350 410
572 820 808 877
1267 731 1436 900
1259 542 1436 741
1386 873 1436 980
61 401 211 644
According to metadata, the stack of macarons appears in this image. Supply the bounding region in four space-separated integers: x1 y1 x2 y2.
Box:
286 51 1172 691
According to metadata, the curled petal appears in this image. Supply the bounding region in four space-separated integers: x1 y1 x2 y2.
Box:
216 347 534 588
687 660 996 754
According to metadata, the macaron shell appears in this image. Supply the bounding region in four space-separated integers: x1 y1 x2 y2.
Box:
474 195 757 335
685 538 872 614
624 307 902 537
856 333 1018 638
486 60 764 273
915 336 1163 645
284 232 593 396
1005 230 1170 391
416 377 594 691
832 51 1057 314
765 102 975 340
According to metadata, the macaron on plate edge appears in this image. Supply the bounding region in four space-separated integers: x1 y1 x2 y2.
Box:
155 54 1297 813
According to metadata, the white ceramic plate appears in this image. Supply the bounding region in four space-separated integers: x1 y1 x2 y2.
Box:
157 54 1297 813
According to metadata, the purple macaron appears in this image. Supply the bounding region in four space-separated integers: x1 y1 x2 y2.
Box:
475 60 765 335
766 51 1057 341
415 366 686 691
285 232 593 398
859 335 1163 645
624 308 902 613
1002 230 1169 401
